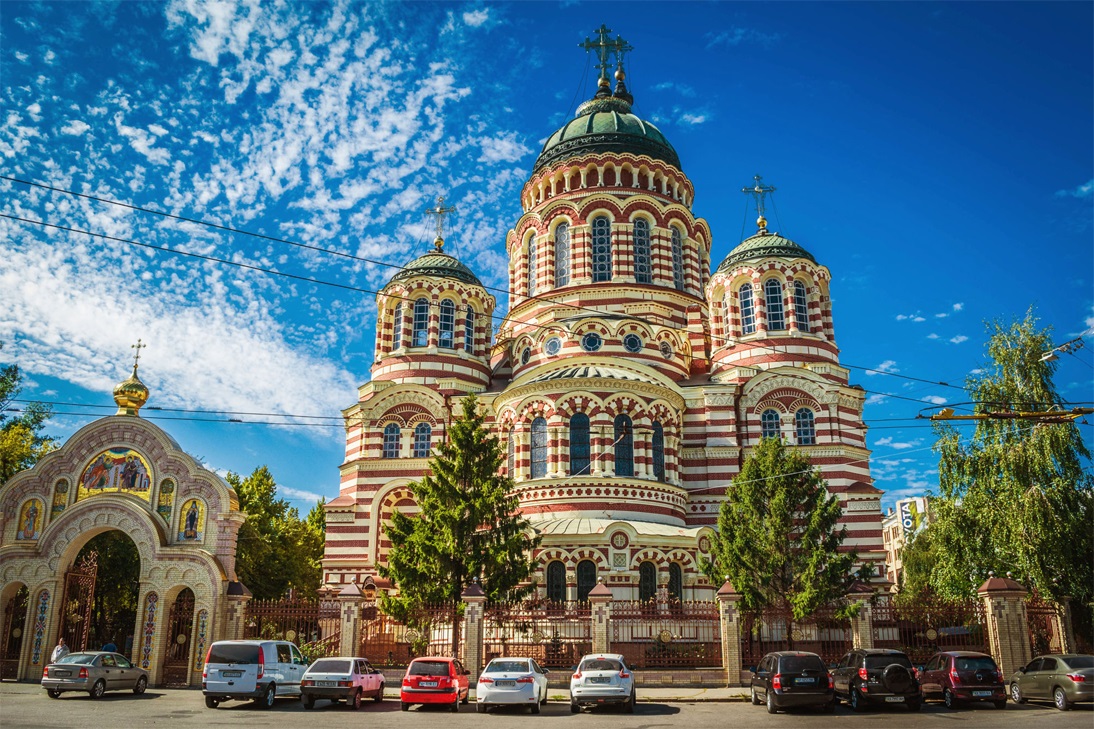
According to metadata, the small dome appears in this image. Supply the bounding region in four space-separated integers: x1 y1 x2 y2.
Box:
533 96 680 173
389 248 482 287
716 231 816 273
113 366 149 416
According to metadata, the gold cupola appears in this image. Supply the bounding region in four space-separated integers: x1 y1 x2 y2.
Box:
114 340 150 416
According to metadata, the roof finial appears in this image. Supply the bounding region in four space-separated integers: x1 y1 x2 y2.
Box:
612 33 634 103
742 175 776 235
130 338 146 375
425 195 457 253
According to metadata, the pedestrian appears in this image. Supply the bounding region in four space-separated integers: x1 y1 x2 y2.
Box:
101 639 117 652
51 638 69 663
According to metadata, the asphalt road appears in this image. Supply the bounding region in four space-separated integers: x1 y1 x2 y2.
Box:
1 682 1091 728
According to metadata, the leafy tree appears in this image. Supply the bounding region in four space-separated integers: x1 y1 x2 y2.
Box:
379 394 540 654
0 343 56 484
701 436 858 620
903 310 1093 607
228 466 325 599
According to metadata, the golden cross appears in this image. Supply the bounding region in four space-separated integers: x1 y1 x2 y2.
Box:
131 339 146 371
425 196 457 247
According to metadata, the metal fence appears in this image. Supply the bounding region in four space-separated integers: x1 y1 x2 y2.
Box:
611 600 722 669
872 596 987 665
1026 594 1063 656
483 600 591 669
243 596 340 646
740 606 851 667
359 601 463 667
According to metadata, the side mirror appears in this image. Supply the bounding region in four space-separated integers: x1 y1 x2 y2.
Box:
1017 667 1027 674
464 669 471 675
543 669 550 675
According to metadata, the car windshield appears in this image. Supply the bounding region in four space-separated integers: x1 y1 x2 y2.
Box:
486 661 529 673
207 644 260 664
309 659 351 673
1064 656 1094 669
409 661 450 676
780 655 826 672
954 656 997 671
865 654 912 670
56 654 97 665
581 659 622 672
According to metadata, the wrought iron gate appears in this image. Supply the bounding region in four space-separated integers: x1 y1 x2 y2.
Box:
1 587 29 680
161 589 196 686
59 552 98 652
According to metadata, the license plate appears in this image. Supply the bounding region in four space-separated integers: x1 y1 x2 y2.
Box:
222 671 242 678
590 677 611 684
796 677 816 685
53 670 70 677
495 680 515 687
318 681 338 687
420 681 437 687
885 696 905 703
972 690 992 697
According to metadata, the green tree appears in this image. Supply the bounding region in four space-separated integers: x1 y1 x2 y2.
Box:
228 466 325 599
701 436 858 620
379 394 540 654
904 310 1093 606
0 343 57 484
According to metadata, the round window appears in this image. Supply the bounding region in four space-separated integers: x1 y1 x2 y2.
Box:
521 347 531 365
623 334 643 353
660 341 674 359
544 337 561 356
581 332 602 352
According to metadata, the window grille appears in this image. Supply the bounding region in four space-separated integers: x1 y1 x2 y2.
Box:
761 409 780 440
614 414 634 477
671 228 684 291
527 237 537 296
382 423 400 458
794 281 810 333
591 216 612 282
652 421 665 481
547 561 566 602
569 413 590 476
554 223 570 287
530 418 547 479
766 279 786 331
438 299 455 349
464 306 475 354
633 218 651 284
391 303 402 350
739 284 756 335
412 422 432 457
413 298 429 347
796 409 816 445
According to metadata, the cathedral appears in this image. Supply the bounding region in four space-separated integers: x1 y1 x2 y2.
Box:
321 28 884 602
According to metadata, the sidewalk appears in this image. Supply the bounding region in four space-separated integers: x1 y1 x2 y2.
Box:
381 686 752 703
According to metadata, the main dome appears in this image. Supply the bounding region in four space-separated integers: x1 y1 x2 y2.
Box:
389 249 482 287
532 96 680 173
716 230 816 273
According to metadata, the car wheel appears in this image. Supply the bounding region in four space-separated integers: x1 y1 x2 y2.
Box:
47 689 62 699
943 688 958 709
766 689 778 714
375 683 384 702
993 700 1007 710
850 685 863 712
476 702 487 713
301 694 314 710
133 676 147 695
1010 682 1025 704
541 687 548 706
401 701 410 712
462 687 469 705
352 689 362 710
570 699 580 714
1054 686 1071 711
89 679 106 700
751 687 760 706
259 683 276 709
205 696 219 709
531 699 541 715
626 690 636 714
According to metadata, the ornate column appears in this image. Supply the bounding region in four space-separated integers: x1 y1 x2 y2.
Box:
978 575 1032 679
337 583 365 658
716 580 743 686
461 582 487 682
588 581 613 654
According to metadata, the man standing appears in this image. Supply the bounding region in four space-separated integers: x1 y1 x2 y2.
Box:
51 638 69 663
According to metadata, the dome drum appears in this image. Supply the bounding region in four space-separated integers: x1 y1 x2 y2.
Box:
514 478 689 527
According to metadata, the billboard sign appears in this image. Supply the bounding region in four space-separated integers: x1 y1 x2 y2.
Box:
897 497 927 538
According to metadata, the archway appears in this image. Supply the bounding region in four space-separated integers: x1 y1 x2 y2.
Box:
1 584 28 680
64 531 141 655
161 588 195 686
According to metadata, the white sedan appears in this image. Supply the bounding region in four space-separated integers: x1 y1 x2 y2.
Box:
476 657 550 713
570 653 635 713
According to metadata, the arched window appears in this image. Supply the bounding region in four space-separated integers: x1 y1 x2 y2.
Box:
795 408 816 445
569 413 590 476
633 218 651 284
639 561 657 602
412 298 429 347
507 430 515 478
527 236 537 296
652 421 665 481
546 561 566 602
464 306 475 354
554 222 571 287
412 422 432 458
530 417 548 479
591 215 612 282
765 279 786 331
391 303 402 350
761 409 781 440
739 284 756 335
614 414 633 477
793 281 810 333
671 228 684 291
577 560 597 601
382 423 400 459
438 299 455 349
668 563 683 600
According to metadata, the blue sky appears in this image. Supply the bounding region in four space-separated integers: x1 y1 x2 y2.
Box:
2 1 1091 514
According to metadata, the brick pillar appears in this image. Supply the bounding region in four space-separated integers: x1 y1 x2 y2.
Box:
220 582 252 641
588 581 612 654
716 580 743 687
461 582 487 682
1056 597 1076 654
337 583 365 657
978 575 1031 679
848 585 875 650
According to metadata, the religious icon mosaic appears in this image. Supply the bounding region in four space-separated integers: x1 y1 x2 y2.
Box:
30 589 50 665
50 480 69 518
15 499 43 540
177 499 205 542
157 479 176 523
141 592 158 669
77 448 153 502
192 609 209 671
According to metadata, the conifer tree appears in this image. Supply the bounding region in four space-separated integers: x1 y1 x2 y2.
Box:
701 437 857 621
379 394 540 655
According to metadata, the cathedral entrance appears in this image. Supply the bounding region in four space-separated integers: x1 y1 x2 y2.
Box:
160 588 195 686
1 586 28 680
59 531 141 655
58 553 97 652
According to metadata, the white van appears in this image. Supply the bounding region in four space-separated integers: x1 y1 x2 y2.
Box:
202 640 308 709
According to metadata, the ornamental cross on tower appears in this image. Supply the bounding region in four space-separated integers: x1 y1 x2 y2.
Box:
581 24 632 84
130 338 146 373
425 195 457 252
742 175 776 232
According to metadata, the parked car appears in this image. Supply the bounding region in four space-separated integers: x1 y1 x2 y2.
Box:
920 651 1006 709
300 656 385 709
201 639 308 709
749 651 834 714
1009 654 1094 711
832 648 922 711
569 653 635 713
476 656 549 713
400 656 470 712
41 651 148 699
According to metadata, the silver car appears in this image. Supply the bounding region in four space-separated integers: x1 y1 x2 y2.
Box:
1009 654 1093 711
41 651 149 699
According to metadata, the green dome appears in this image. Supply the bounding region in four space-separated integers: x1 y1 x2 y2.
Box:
716 231 816 273
389 248 482 287
533 96 680 173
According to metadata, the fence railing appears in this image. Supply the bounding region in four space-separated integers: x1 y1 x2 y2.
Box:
740 606 851 667
612 600 721 668
243 597 340 645
872 596 987 665
483 600 591 669
358 601 462 667
1026 594 1063 656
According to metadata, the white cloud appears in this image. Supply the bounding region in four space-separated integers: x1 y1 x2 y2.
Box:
969 368 984 375
950 335 969 344
865 393 888 405
1055 179 1093 198
921 395 948 405
278 484 327 503
935 312 948 318
462 9 490 27
705 27 781 48
875 436 922 450
478 132 529 164
680 113 708 126
60 119 90 135
927 333 939 340
953 302 964 312
652 81 697 98
866 360 899 376
896 312 926 322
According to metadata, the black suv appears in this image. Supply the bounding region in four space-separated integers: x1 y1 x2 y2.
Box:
750 651 835 714
832 648 922 711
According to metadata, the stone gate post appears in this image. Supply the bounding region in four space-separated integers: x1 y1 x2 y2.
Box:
220 582 252 642
978 575 1031 679
588 581 613 654
847 582 875 650
337 582 365 657
461 582 486 682
716 580 743 687
1056 597 1076 655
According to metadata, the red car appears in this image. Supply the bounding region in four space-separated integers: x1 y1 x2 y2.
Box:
400 656 470 712
920 651 1007 709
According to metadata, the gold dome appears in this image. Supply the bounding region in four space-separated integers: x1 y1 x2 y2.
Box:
113 365 149 416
